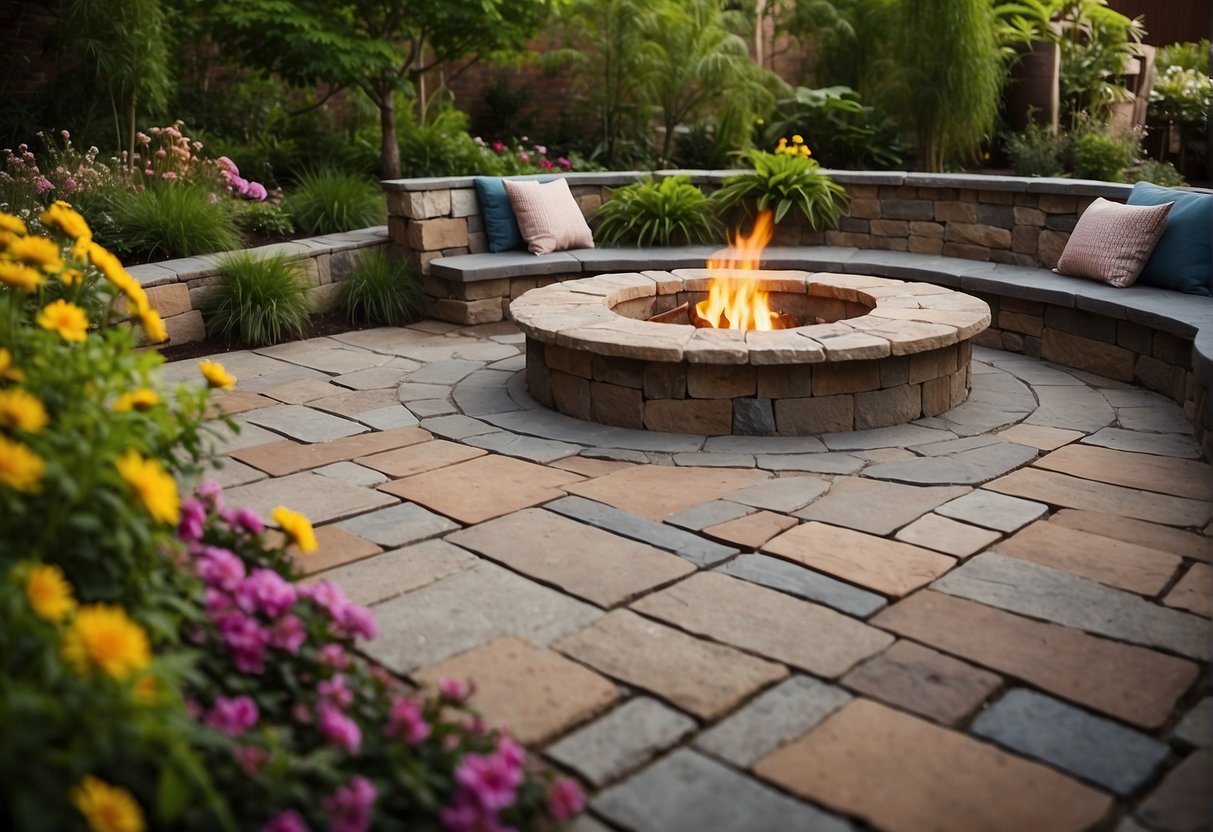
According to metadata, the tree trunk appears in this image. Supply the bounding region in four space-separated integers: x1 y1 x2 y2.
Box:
378 88 402 179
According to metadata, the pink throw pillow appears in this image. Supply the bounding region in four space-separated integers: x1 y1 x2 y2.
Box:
1055 197 1173 288
502 178 595 255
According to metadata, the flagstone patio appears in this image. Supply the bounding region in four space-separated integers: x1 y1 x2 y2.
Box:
160 321 1213 832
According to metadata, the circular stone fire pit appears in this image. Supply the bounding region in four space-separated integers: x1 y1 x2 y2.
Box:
510 270 991 435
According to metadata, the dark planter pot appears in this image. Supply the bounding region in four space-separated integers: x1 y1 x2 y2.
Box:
1005 41 1060 133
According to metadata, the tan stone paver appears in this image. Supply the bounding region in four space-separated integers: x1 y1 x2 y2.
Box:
753 699 1113 832
225 471 398 524
1135 749 1213 832
987 468 1213 527
378 455 585 524
555 609 787 720
894 513 1001 557
703 511 798 549
874 591 1199 729
564 466 770 521
630 572 893 678
309 387 402 417
551 456 637 478
209 389 278 416
261 377 345 404
358 438 485 478
763 522 956 597
1048 509 1213 562
231 426 432 476
1163 563 1213 618
414 636 619 744
293 525 382 575
447 509 693 608
309 539 478 606
994 423 1084 450
1033 444 1213 501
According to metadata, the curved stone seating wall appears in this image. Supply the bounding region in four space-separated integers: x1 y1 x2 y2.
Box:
124 227 389 345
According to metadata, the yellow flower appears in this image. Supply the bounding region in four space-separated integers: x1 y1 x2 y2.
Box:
41 201 91 241
139 307 167 344
273 506 318 553
0 435 43 492
60 268 84 286
4 234 64 273
71 775 145 832
116 449 180 525
0 388 49 432
0 348 23 382
62 604 152 680
0 260 44 292
37 299 89 342
132 674 159 705
792 134 804 144
112 389 161 413
0 212 27 237
88 242 143 304
198 360 236 389
26 563 76 622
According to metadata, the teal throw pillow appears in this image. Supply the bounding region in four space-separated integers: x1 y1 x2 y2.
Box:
1126 181 1213 296
474 177 525 253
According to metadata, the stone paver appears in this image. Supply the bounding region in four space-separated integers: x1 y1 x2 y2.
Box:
448 509 694 608
313 539 477 606
894 513 1001 557
209 389 278 415
995 423 1084 450
311 387 401 417
313 461 389 487
202 458 266 488
358 439 486 478
565 466 770 521
841 640 1001 725
874 590 1199 729
764 521 956 598
354 404 420 430
694 675 852 768
987 468 1213 527
1034 444 1213 501
231 426 431 476
663 500 755 531
593 749 851 832
546 697 697 787
1026 384 1115 433
631 572 893 678
554 610 787 721
793 477 969 535
934 489 1048 532
703 511 797 549
1081 426 1203 459
716 553 887 617
1164 563 1213 617
755 451 866 474
414 636 619 744
463 431 581 463
1048 509 1213 562
261 377 344 404
293 525 382 576
724 476 830 513
225 471 397 525
336 502 459 548
1134 750 1212 832
1172 697 1211 748
970 688 1169 796
243 403 369 443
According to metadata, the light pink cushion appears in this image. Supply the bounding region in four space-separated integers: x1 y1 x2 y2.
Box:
502 178 595 255
1055 197 1173 288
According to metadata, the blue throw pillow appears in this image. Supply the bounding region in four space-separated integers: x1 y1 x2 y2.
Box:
1126 181 1213 296
473 177 525 253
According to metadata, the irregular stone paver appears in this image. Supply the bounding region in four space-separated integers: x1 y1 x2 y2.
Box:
336 502 459 548
207 419 283 455
821 423 956 451
420 413 500 440
1034 444 1213 501
257 340 388 374
987 468 1213 527
995 423 1084 450
663 500 755 531
1116 404 1195 434
716 553 887 618
703 511 797 549
1164 563 1212 617
565 466 770 521
933 553 1209 660
1026 384 1116 433
378 455 584 524
551 456 636 478
358 439 486 478
365 562 601 674
242 403 369 443
867 441 1038 486
313 461 389 487
793 477 969 535
202 458 266 488
396 382 453 402
414 636 618 744
447 509 694 608
310 387 401 417
764 521 956 598
209 389 278 415
1134 750 1212 832
755 452 866 474
631 572 893 678
546 697 697 787
753 699 1112 832
1081 426 1203 460
406 358 484 385
593 749 851 832
934 489 1047 532
315 539 477 606
333 365 412 391
261 377 344 404
231 426 431 476
873 590 1199 729
724 476 830 513
996 520 1181 596
405 398 457 418
841 640 1001 725
354 404 420 431
1048 509 1213 562
293 525 382 576
224 471 397 525
463 431 582 463
970 688 1169 796
546 496 738 568
554 610 787 721
894 513 1001 557
1172 697 1211 748
695 675 852 768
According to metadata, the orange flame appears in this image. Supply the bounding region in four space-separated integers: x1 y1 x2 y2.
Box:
695 210 777 331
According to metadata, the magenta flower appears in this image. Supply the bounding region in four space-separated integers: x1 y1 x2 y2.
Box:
197 479 224 506
231 507 264 535
35 177 53 193
546 778 585 821
453 751 523 813
197 546 246 592
206 695 259 736
246 181 268 201
317 702 362 752
238 568 298 618
216 612 269 673
557 157 572 170
439 676 471 703
539 159 554 171
336 604 377 640
323 776 376 832
319 674 354 710
217 156 239 175
262 809 310 832
269 613 306 654
320 644 351 670
178 498 206 541
234 745 270 777
387 697 431 746
491 141 506 153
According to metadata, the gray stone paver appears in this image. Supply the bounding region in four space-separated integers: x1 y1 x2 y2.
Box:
1115 405 1195 434
406 358 484 385
725 476 831 512
405 398 458 418
314 460 389 487
1081 427 1203 459
935 489 1048 532
794 477 970 535
1026 384 1116 432
663 500 756 531
463 431 582 464
353 405 420 430
224 471 397 525
312 539 478 606
1172 697 1211 749
717 553 887 618
754 452 866 474
336 502 459 548
243 404 369 443
420 414 499 440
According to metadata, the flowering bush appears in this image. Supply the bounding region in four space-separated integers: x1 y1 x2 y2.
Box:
474 136 573 175
712 139 848 227
0 130 119 210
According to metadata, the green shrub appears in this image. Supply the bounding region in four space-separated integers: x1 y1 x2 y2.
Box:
285 169 384 236
106 183 240 261
231 199 294 237
399 109 493 177
1069 130 1137 182
1124 159 1187 187
758 86 906 171
202 252 311 347
711 144 848 227
337 248 423 326
594 176 722 246
1005 122 1065 177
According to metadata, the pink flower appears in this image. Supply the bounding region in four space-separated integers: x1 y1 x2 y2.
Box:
206 695 259 736
238 568 298 618
292 703 312 724
269 613 306 653
557 157 572 170
546 778 585 821
534 145 547 155
35 177 53 193
336 604 377 640
317 702 362 752
453 751 523 813
231 507 264 535
439 676 471 703
262 809 310 832
245 181 268 201
387 698 431 746
162 171 178 181
539 159 554 170
178 498 206 542
320 644 351 670
197 479 224 506
234 745 270 777
216 612 269 673
198 546 246 591
323 776 376 832
491 141 506 153
319 674 354 709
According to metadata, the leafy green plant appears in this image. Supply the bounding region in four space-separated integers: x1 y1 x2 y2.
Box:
594 176 722 246
711 148 848 228
337 248 422 326
1124 159 1186 187
202 252 311 347
1005 121 1065 176
231 200 294 238
105 183 240 261
758 85 906 170
1068 128 1137 181
285 168 384 236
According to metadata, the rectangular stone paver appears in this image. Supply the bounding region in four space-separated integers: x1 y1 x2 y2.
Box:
554 609 787 721
753 699 1113 832
703 511 798 550
873 590 1199 729
414 636 618 744
971 688 1169 796
242 403 369 443
933 552 1209 660
763 521 956 598
694 675 853 768
894 513 1001 557
357 439 486 478
447 509 694 608
313 461 389 487
224 471 397 525
841 640 1001 725
231 426 431 476
564 466 770 521
546 697 697 787
793 477 970 535
364 561 601 674
1033 444 1213 502
336 502 460 548
1049 509 1213 563
716 553 887 618
312 539 477 606
994 424 1084 451
934 489 1047 532
986 468 1213 527
724 476 831 513
377 455 585 524
1164 563 1212 617
292 525 382 576
663 500 755 531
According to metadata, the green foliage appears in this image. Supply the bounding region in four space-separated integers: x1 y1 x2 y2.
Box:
105 183 241 262
336 248 423 326
1125 159 1186 187
285 169 384 236
593 177 722 246
231 200 294 238
399 109 493 177
202 252 311 347
1069 128 1138 182
757 86 906 170
712 149 848 228
1005 122 1065 177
